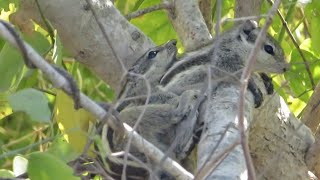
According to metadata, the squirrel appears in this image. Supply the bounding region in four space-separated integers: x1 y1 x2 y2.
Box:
153 20 291 174
104 40 203 179
160 20 290 108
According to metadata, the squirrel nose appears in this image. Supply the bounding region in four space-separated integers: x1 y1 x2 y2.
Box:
282 63 290 72
283 68 287 72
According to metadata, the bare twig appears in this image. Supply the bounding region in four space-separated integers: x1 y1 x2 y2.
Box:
220 15 267 25
0 137 54 159
126 2 173 20
214 0 222 36
237 1 282 179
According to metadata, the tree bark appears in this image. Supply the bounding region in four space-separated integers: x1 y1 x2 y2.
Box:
165 0 212 52
235 0 262 19
12 0 154 91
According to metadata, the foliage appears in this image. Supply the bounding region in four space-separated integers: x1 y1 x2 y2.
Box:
0 0 319 179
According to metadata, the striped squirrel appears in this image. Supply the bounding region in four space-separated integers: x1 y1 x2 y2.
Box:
104 40 202 179
154 20 290 169
160 20 290 108
115 40 201 156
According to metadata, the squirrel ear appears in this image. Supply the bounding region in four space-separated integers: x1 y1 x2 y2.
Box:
242 20 258 35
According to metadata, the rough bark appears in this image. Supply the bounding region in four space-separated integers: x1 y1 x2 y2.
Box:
306 133 320 178
302 82 320 134
235 0 262 19
303 81 320 177
251 81 314 179
13 0 154 91
198 0 213 31
165 0 212 51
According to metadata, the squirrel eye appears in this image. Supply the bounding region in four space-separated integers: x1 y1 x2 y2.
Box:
264 45 274 55
243 30 251 35
147 50 158 59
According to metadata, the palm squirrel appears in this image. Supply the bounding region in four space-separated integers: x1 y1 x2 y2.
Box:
160 20 290 107
154 20 291 175
114 39 200 156
104 40 202 179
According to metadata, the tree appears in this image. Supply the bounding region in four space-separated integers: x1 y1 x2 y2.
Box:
0 0 319 179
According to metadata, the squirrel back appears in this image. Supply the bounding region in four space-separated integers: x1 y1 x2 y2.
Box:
160 20 290 96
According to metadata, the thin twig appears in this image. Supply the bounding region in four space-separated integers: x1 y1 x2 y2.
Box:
125 2 173 20
0 137 55 159
112 151 152 173
238 1 282 180
220 15 267 25
214 0 222 36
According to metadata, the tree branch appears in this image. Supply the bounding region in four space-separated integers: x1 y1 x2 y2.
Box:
165 0 212 51
12 0 155 90
0 21 193 180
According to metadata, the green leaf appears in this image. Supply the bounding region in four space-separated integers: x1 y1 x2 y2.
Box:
52 33 63 65
285 49 318 103
28 152 80 180
0 92 13 119
53 90 95 154
0 0 19 11
47 136 79 163
130 0 178 45
16 70 39 91
0 169 14 178
8 88 51 122
24 31 51 55
305 0 320 57
0 42 25 92
0 30 50 92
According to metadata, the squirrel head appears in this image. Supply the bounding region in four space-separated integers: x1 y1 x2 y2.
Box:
129 39 177 75
233 20 290 74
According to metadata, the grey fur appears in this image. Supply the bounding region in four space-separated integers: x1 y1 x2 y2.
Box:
117 40 177 100
160 20 290 108
109 40 203 179
161 20 290 95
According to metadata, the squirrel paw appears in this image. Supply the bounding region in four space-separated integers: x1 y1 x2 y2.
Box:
173 90 200 120
253 88 263 108
260 73 274 95
248 79 263 108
